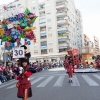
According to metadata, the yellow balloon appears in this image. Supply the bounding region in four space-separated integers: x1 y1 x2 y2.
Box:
22 26 36 32
0 28 4 36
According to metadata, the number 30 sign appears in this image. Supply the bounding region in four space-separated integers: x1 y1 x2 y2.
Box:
13 47 24 58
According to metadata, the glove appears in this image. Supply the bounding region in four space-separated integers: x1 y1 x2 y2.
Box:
28 68 36 73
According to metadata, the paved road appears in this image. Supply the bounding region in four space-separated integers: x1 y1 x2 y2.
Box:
0 68 100 100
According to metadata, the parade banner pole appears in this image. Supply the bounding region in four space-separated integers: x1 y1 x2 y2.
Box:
4 47 6 67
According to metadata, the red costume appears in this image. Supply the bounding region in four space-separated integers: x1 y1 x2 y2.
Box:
63 60 69 70
16 45 36 99
67 65 74 75
97 60 100 68
17 66 34 98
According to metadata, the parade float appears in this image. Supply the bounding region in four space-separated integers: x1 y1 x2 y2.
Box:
65 47 98 72
0 5 37 64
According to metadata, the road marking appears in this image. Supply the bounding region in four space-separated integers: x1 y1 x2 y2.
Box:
71 75 80 86
82 75 99 86
7 78 34 89
37 76 54 87
0 80 17 88
93 74 100 80
53 76 65 87
34 74 67 77
31 77 44 85
0 81 1 85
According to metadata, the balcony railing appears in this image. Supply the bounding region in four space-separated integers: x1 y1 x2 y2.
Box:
39 14 45 17
41 46 47 49
39 21 46 24
56 0 64 3
58 38 67 43
56 3 65 6
56 12 66 17
57 17 65 21
40 27 46 31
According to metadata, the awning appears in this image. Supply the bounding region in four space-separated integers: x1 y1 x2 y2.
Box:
41 46 47 49
58 38 67 42
40 33 46 36
56 0 63 2
58 30 66 34
59 46 67 49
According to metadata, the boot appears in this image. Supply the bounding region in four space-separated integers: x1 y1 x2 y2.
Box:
68 80 70 83
71 80 73 83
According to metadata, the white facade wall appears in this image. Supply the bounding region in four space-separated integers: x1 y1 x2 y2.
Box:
75 9 84 48
0 0 84 62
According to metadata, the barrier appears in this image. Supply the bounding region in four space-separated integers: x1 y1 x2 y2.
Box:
74 68 98 73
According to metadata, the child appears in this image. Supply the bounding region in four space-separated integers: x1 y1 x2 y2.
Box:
16 58 36 100
67 62 74 83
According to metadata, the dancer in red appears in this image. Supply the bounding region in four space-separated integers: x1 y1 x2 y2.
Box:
16 58 36 100
67 62 74 83
16 45 36 100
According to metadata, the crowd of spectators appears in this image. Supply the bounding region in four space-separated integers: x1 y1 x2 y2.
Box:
0 61 63 84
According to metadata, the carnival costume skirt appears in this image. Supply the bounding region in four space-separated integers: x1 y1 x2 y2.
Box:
17 84 32 98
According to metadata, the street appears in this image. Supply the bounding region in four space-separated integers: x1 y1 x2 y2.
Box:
0 68 100 100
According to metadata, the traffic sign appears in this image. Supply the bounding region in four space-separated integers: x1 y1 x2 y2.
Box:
13 47 24 58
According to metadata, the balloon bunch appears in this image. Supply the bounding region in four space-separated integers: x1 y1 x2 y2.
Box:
0 8 37 50
24 38 31 45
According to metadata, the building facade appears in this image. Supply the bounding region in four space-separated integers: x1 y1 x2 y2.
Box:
75 9 84 48
94 36 99 55
84 34 94 47
0 0 84 62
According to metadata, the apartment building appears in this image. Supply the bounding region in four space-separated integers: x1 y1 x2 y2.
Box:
0 0 84 62
75 9 84 48
94 36 99 55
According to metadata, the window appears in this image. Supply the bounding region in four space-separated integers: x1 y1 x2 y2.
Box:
59 48 66 52
41 49 47 54
40 33 47 39
39 18 46 24
34 50 38 53
40 26 46 31
39 11 45 17
49 48 53 52
41 41 47 46
39 4 45 10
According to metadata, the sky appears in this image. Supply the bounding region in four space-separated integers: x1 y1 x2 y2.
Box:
0 0 100 42
74 0 100 41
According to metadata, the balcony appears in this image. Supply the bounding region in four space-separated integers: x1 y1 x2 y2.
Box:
40 33 47 39
56 12 66 17
58 29 68 37
58 38 67 44
40 29 46 33
59 46 68 53
59 46 67 49
56 3 65 9
41 46 47 50
41 49 47 54
56 2 68 10
40 26 46 32
39 4 45 11
57 19 66 25
39 11 45 17
57 27 67 31
56 0 64 3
